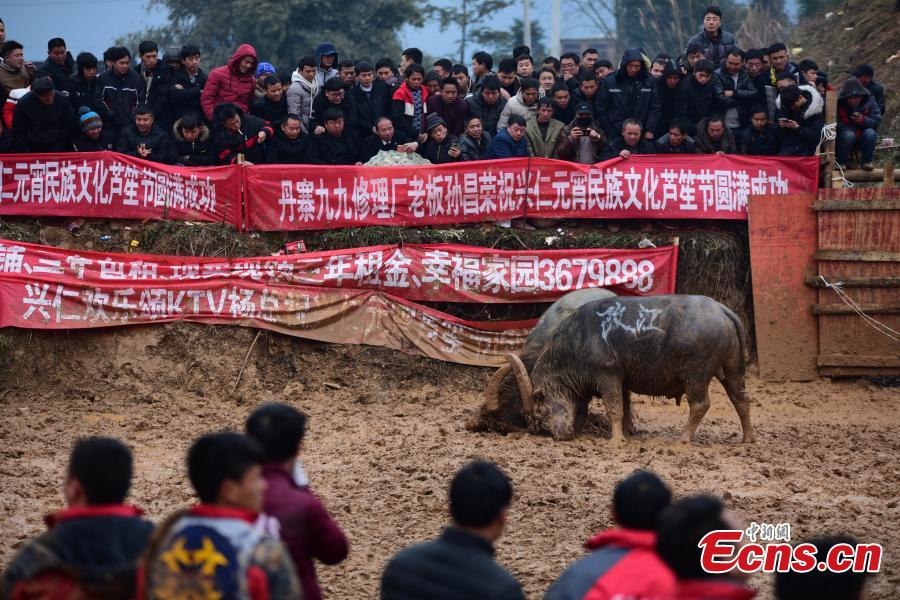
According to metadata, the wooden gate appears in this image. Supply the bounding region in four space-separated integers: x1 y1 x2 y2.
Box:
808 188 900 376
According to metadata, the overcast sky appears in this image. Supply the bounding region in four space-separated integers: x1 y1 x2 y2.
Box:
2 0 797 63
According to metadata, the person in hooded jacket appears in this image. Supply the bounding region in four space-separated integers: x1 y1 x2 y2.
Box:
836 77 882 170
115 105 174 164
200 44 258 122
314 42 339 87
287 56 319 134
674 59 718 136
72 107 112 152
654 60 683 138
98 46 145 144
465 76 506 135
167 45 207 126
848 64 886 116
172 112 213 166
210 102 272 165
684 6 737 66
65 52 110 130
776 84 824 156
597 48 661 141
35 38 74 91
12 77 78 152
265 114 309 164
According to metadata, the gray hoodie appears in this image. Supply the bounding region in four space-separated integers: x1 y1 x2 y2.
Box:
287 71 319 133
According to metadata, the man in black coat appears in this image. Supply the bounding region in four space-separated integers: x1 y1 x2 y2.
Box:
35 38 74 91
360 116 415 163
210 102 273 165
655 118 696 154
98 46 145 145
265 114 310 164
654 60 683 138
674 59 718 136
350 61 391 140
737 106 780 156
466 77 507 136
307 107 362 165
311 77 357 134
172 112 213 166
602 118 656 159
380 461 524 600
65 53 110 126
597 48 661 141
134 41 172 128
115 104 174 164
849 64 886 116
712 49 760 132
167 45 207 126
12 77 78 152
776 85 824 156
250 75 288 123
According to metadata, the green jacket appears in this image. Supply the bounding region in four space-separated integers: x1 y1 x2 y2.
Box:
525 116 565 158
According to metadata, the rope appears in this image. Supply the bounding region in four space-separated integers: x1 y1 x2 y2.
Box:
818 276 900 343
815 121 837 156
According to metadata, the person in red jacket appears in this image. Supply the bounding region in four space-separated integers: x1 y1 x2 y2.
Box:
246 403 349 600
545 470 676 600
200 44 258 122
656 495 756 600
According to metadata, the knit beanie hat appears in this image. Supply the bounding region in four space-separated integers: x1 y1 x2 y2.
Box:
425 112 446 132
79 106 102 132
256 62 276 78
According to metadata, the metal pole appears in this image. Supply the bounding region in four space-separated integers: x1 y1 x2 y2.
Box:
523 0 532 50
551 0 561 57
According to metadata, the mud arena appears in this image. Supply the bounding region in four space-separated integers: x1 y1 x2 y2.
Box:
1 324 897 598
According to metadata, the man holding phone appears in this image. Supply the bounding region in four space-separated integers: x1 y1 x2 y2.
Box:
835 77 881 171
551 101 606 164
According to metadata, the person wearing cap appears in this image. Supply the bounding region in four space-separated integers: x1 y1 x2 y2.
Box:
674 59 718 136
351 61 391 140
200 43 258 122
849 64 885 116
72 106 111 152
466 75 506 135
776 84 824 157
254 62 277 99
836 78 881 171
168 45 206 125
0 41 35 106
552 101 606 163
12 76 77 152
162 47 181 72
314 42 339 87
497 77 539 131
312 76 357 134
65 52 110 130
525 97 565 158
417 112 462 164
602 118 655 160
485 114 529 159
135 41 172 127
35 38 74 91
426 77 469 136
598 48 661 141
98 46 145 143
307 107 362 165
683 5 737 66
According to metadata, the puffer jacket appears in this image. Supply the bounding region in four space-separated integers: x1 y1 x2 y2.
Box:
597 48 661 137
12 90 78 152
684 28 737 65
465 89 507 135
98 66 145 139
459 131 491 161
674 76 717 136
172 117 213 165
776 87 824 156
115 122 174 164
287 71 319 132
496 88 537 131
200 44 258 121
65 72 110 123
836 77 882 136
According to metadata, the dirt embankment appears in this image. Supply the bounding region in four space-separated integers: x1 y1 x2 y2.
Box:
0 324 897 599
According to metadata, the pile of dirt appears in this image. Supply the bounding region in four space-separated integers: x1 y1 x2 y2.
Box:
0 324 897 598
793 0 900 139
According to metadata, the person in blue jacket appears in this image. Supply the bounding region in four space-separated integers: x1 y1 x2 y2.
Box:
485 114 529 158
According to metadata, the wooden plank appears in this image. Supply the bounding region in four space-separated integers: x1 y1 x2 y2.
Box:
820 366 900 377
824 92 837 189
814 250 900 262
805 276 900 288
818 355 900 368
886 162 896 189
818 188 900 201
813 302 900 314
748 193 818 381
841 169 900 182
812 200 900 211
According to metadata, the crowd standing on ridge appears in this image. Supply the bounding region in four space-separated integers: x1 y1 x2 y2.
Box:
0 6 888 169
0 409 873 599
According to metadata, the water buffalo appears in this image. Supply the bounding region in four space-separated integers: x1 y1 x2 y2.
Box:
502 295 754 443
466 287 616 434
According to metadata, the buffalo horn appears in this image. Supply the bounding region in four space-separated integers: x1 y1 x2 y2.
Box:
506 353 534 412
483 365 512 411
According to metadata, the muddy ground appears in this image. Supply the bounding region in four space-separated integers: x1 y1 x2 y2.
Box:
0 324 897 598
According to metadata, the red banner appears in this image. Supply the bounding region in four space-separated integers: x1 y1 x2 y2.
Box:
0 151 241 227
0 240 675 307
245 155 818 230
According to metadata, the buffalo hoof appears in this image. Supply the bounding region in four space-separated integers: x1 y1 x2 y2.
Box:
742 434 756 444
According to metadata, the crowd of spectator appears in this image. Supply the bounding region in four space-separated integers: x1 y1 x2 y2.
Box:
0 6 888 170
1 407 871 599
